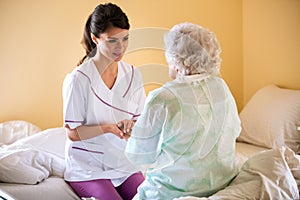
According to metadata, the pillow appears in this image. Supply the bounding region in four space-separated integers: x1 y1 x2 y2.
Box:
0 127 66 184
0 147 65 184
237 85 300 153
15 127 67 158
0 120 41 146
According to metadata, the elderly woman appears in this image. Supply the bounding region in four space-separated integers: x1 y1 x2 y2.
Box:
125 22 241 199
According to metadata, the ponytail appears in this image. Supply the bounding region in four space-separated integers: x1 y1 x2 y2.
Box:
77 14 96 66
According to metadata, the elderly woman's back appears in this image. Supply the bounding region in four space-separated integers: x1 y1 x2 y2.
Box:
125 22 241 199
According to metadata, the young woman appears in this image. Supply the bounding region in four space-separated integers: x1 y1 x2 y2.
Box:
125 22 241 199
62 3 146 200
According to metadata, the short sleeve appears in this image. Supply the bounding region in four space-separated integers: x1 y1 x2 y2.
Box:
62 72 86 129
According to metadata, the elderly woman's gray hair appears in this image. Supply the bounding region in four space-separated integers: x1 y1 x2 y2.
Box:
164 22 222 76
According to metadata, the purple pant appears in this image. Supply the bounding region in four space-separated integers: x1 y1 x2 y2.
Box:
68 172 144 200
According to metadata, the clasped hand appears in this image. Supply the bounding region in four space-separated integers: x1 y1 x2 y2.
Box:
113 119 135 140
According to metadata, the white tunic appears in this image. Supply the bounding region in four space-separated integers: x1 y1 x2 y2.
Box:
62 59 146 185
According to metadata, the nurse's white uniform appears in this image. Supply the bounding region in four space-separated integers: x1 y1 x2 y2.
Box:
62 59 146 186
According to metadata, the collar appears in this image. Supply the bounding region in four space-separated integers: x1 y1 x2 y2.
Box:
175 73 211 84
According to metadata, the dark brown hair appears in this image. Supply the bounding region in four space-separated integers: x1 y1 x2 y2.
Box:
78 3 130 65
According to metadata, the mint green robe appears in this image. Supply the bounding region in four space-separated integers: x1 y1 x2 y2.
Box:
125 74 241 199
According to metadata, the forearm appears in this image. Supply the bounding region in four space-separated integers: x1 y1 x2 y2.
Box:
66 124 120 141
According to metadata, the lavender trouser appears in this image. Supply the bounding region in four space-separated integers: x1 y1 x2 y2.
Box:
68 172 144 200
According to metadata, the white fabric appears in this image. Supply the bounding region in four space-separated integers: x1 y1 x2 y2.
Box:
238 85 300 153
174 146 300 200
0 126 298 199
126 75 241 199
235 142 269 170
0 120 41 147
0 176 80 200
0 189 16 200
62 59 146 183
0 127 66 184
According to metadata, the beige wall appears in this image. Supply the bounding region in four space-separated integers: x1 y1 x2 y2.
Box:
243 0 300 105
2 0 299 130
0 0 242 129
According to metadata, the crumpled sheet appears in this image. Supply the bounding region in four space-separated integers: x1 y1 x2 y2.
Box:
174 146 300 200
0 120 41 147
0 127 66 184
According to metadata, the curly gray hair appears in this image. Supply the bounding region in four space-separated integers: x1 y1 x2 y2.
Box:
164 22 222 76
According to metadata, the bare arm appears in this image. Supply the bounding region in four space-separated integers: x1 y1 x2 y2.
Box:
65 124 124 141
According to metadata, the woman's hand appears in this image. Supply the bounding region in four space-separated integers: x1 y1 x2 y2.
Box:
117 119 135 136
104 124 125 139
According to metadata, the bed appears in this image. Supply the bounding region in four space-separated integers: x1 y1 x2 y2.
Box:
0 84 299 200
0 123 80 200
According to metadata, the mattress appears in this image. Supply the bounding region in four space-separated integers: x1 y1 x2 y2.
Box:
0 176 79 200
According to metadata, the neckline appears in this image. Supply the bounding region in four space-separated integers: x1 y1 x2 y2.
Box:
90 59 120 92
175 73 211 84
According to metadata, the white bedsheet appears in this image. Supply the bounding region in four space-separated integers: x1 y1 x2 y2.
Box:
1 126 298 200
0 128 66 184
235 142 269 169
175 146 300 200
0 176 80 200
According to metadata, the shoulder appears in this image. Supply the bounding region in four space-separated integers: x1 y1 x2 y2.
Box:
146 81 178 104
118 61 132 71
119 61 143 82
209 76 232 95
63 61 92 89
119 61 141 74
